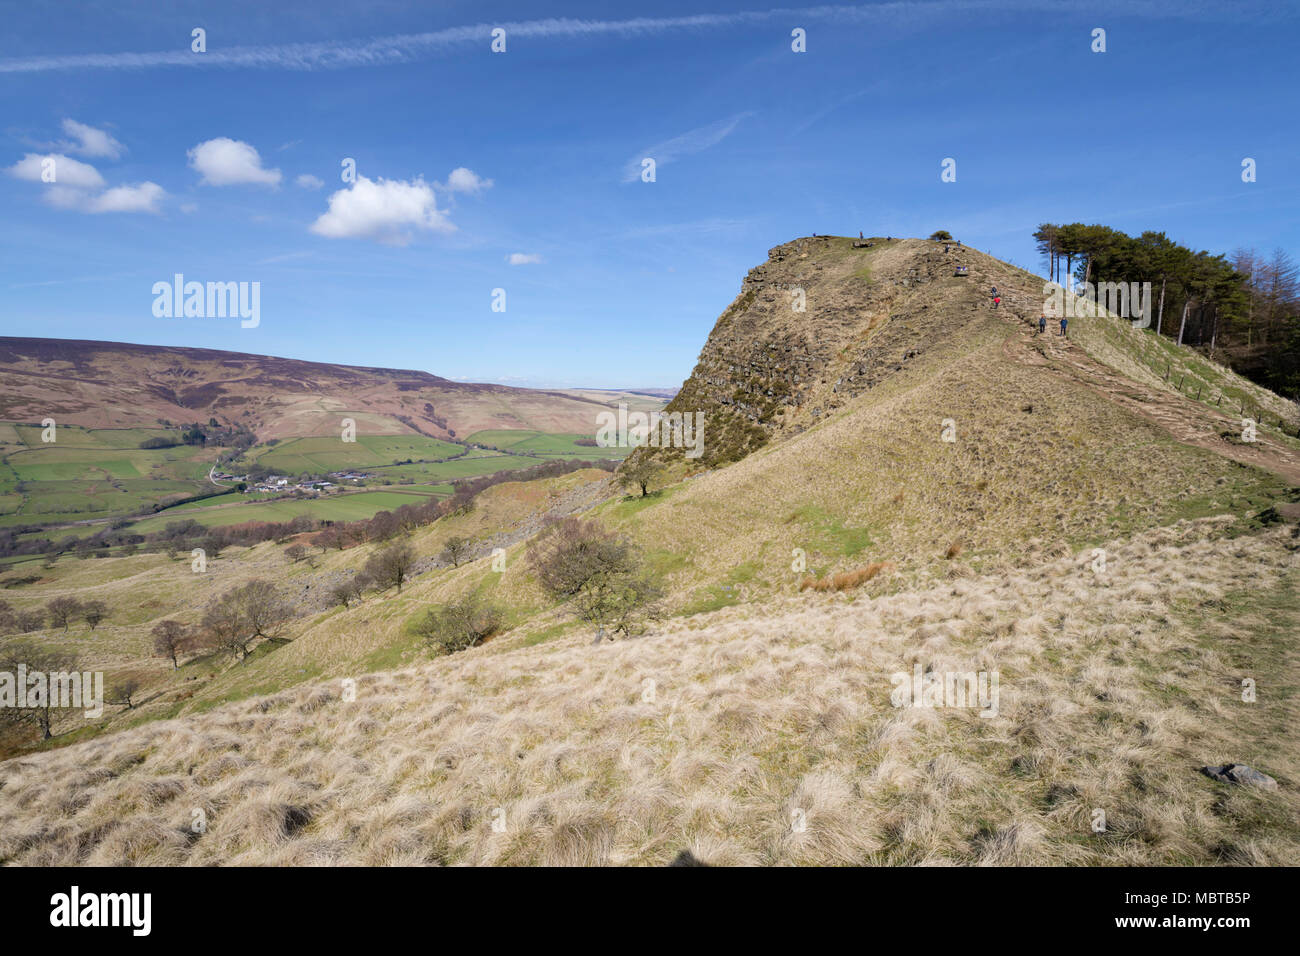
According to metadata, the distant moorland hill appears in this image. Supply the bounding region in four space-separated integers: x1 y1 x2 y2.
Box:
0 336 648 441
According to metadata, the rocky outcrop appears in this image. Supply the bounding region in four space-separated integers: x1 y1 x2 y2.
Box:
655 235 992 467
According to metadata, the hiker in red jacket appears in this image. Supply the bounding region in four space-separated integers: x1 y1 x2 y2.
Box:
993 295 1001 309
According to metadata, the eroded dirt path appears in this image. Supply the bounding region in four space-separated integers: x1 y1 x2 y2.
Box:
995 292 1300 485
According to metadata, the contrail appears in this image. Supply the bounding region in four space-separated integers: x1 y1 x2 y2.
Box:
0 2 1265 74
0 9 832 73
622 112 755 182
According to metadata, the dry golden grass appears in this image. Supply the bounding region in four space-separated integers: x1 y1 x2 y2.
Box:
591 292 1290 621
2 517 1295 866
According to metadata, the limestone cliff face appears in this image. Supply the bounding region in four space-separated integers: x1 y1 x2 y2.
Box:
660 235 998 467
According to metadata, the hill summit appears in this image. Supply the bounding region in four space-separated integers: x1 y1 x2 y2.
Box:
663 235 1300 476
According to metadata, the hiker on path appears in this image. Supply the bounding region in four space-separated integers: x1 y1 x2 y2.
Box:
1038 314 1047 335
991 285 998 297
1060 316 1068 337
993 295 1001 309
859 231 864 239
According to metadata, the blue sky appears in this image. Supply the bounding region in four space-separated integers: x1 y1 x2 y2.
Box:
2 1 1297 388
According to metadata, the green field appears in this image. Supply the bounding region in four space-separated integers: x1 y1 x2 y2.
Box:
466 430 625 458
0 425 215 526
1 424 613 535
127 490 450 534
157 490 278 513
365 453 541 482
252 434 464 473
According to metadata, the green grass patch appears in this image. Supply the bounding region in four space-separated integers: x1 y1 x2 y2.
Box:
466 429 624 458
788 504 873 557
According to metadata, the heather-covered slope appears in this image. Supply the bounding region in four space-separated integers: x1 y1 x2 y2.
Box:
0 337 629 441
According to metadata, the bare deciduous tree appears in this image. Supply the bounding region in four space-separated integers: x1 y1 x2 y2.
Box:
201 599 251 662
0 641 80 740
231 581 294 642
527 518 661 641
82 599 108 631
45 596 83 631
440 536 471 568
108 676 142 709
414 595 503 654
365 542 416 593
151 619 191 669
328 573 370 609
0 600 17 636
200 581 294 662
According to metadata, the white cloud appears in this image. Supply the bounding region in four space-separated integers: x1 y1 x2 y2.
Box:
60 119 124 158
43 186 91 210
295 173 324 189
85 182 165 214
309 175 454 244
188 137 282 186
179 202 199 214
39 179 164 214
7 152 105 189
622 112 753 182
257 251 313 265
442 167 492 193
507 252 542 265
8 136 162 214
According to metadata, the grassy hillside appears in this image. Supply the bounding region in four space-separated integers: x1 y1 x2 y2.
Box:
2 517 1295 865
608 239 1295 615
2 237 1297 866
